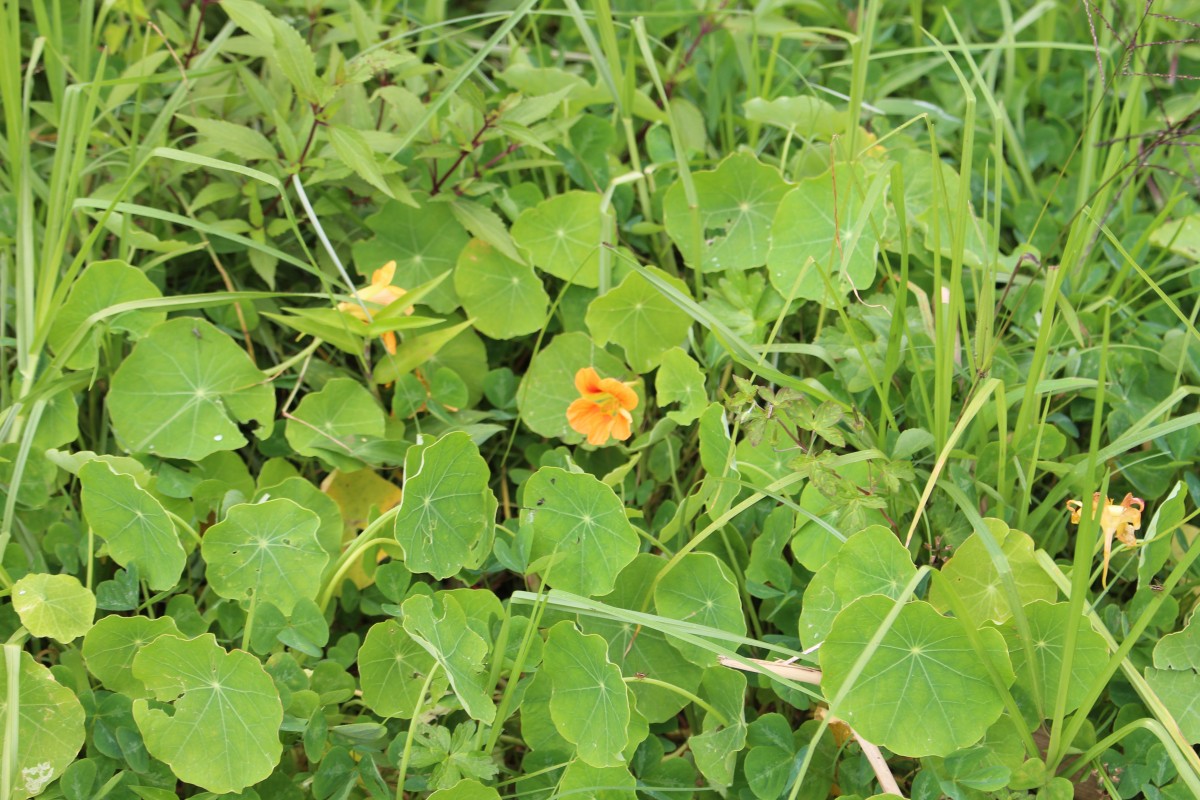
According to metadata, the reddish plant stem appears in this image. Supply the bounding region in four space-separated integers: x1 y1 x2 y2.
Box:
182 0 213 68
430 113 497 195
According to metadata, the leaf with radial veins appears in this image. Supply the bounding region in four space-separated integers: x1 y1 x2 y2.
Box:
663 151 791 272
511 191 604 287
516 332 634 442
653 553 745 666
107 318 274 460
523 467 639 597
132 634 283 794
454 239 549 339
201 498 327 614
83 614 183 699
11 573 95 643
393 432 496 579
401 593 495 724
284 377 387 471
820 596 1014 757
80 460 186 591
586 268 693 372
46 259 165 370
544 621 631 767
358 619 448 719
0 650 86 800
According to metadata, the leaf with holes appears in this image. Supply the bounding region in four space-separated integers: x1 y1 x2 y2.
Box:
821 596 1014 757
663 151 791 273
107 318 274 460
393 431 496 579
201 499 327 614
79 460 186 591
523 467 639 597
132 633 283 793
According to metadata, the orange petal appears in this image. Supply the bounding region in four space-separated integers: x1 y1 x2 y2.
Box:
567 399 608 437
587 414 616 446
381 331 397 355
609 409 632 441
372 260 397 287
575 367 603 397
598 377 638 410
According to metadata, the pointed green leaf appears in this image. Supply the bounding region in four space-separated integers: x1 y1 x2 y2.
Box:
82 615 182 699
284 378 387 471
47 260 165 370
393 432 496 579
201 499 327 614
545 622 630 767
510 191 604 287
358 619 448 719
328 124 394 198
0 649 86 799
524 467 639 597
454 239 548 339
351 199 467 313
401 593 495 724
12 573 95 643
79 461 186 591
107 319 274 460
586 268 693 372
821 596 1014 757
654 553 745 665
132 634 283 793
663 151 791 272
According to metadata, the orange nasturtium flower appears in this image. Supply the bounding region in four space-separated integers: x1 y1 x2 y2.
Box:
567 367 638 446
337 260 410 354
1065 492 1145 587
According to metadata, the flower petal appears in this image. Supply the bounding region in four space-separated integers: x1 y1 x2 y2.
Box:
597 377 638 411
574 367 604 398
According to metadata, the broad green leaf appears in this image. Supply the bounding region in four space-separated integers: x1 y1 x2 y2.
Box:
520 670 571 752
454 239 548 339
427 779 502 800
558 762 636 800
201 499 327 614
0 649 86 799
284 378 387 471
510 191 604 287
12 573 95 643
898 149 991 268
544 622 630 767
352 198 467 313
516 332 633 442
653 553 745 666
663 151 791 272
253 477 343 572
580 554 704 723
1150 214 1200 260
358 619 448 719
999 601 1108 716
799 525 916 648
746 746 793 800
586 268 693 372
743 95 842 137
790 462 885 571
655 348 707 425
393 432 496 578
821 596 1014 757
401 593 495 724
1145 615 1200 743
766 162 885 306
524 467 639 597
82 615 182 699
79 461 186 591
47 260 165 370
690 668 747 787
1139 481 1187 588
698 402 739 516
107 318 274 460
928 519 1057 624
328 124 393 198
132 634 283 793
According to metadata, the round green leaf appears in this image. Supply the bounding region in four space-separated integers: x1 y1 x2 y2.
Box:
544 621 630 768
107 318 274 460
586 268 693 372
253 476 343 574
511 191 604 287
663 151 791 272
516 332 633 441
351 198 467 313
401 593 495 724
523 467 639 597
766 162 884 306
284 377 387 471
454 239 549 339
558 762 636 800
928 519 1057 624
201 499 328 614
820 596 1014 757
82 614 182 699
1000 601 1108 716
394 431 497 579
12 573 95 643
131 633 283 793
358 619 448 719
422 324 489 407
0 649 86 799
47 259 165 371
79 460 186 592
653 553 745 666
655 348 707 425
427 779 502 800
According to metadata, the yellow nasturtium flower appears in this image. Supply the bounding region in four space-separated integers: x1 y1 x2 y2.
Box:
1066 492 1145 587
566 367 638 446
337 260 410 355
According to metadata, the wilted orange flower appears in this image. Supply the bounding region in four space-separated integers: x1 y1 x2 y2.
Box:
1066 492 1145 587
337 260 410 354
567 367 638 446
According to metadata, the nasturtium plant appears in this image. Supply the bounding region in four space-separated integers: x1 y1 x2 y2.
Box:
283 377 388 471
358 619 448 719
131 634 283 793
544 621 631 767
586 267 693 372
46 259 165 370
655 347 707 424
654 553 746 666
510 191 604 287
453 239 549 339
517 332 633 441
0 649 86 799
82 614 183 698
401 592 495 724
11 573 95 643
107 318 274 460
